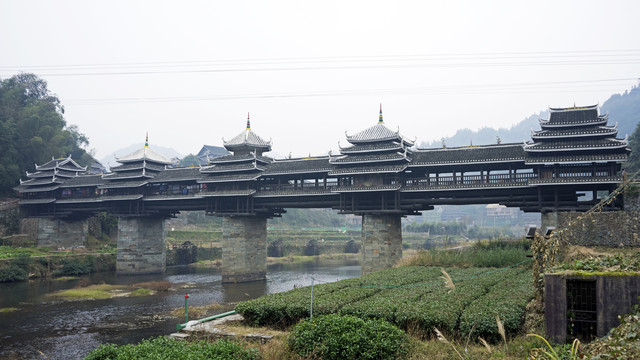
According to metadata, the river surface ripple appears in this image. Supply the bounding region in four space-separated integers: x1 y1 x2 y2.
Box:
0 259 360 360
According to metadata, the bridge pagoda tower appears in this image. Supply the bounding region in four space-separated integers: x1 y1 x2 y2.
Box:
524 105 629 230
15 156 90 248
106 135 174 274
331 106 417 274
207 115 275 283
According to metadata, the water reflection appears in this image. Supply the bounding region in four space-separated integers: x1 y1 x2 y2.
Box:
0 259 360 360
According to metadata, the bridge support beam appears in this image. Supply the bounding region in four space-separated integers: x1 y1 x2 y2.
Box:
36 218 88 248
221 216 267 283
117 217 166 275
361 214 402 275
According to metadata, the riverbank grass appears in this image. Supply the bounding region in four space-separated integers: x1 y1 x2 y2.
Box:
48 281 172 300
0 307 19 313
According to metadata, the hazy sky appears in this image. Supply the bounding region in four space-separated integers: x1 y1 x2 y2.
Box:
1 0 639 161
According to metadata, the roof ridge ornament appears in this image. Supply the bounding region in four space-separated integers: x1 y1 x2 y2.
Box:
379 103 383 123
145 132 149 148
246 113 251 130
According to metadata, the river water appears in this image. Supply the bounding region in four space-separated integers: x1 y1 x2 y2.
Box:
0 259 360 360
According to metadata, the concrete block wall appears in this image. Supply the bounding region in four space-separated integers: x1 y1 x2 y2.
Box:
117 217 166 274
361 214 402 275
221 216 267 283
36 218 88 248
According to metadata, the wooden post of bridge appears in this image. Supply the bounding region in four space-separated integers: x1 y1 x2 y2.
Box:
361 214 402 275
221 215 267 283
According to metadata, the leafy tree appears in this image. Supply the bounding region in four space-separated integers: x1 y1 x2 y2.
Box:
178 153 200 167
0 73 91 194
626 120 640 174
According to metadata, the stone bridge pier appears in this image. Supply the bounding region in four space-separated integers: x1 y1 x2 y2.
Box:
361 214 402 275
36 218 88 248
221 216 267 283
117 217 166 275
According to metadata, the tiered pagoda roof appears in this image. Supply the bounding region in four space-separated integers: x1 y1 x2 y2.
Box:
524 105 629 163
330 106 413 176
199 117 272 187
101 134 173 188
16 156 86 196
222 114 272 155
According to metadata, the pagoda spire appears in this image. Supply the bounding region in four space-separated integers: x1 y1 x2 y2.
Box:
378 103 383 123
145 132 149 147
246 113 251 130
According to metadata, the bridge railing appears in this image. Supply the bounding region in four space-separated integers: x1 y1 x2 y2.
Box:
404 172 537 188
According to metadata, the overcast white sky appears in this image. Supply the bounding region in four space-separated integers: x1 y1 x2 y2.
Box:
1 0 639 161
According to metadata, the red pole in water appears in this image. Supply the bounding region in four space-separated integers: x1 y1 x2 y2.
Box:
184 294 189 323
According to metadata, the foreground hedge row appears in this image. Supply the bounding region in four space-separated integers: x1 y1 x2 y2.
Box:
236 265 533 341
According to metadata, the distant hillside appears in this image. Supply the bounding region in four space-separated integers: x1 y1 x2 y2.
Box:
420 84 640 149
100 144 183 170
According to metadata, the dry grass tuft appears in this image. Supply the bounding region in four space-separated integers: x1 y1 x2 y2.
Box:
479 337 492 353
440 268 455 293
133 281 172 291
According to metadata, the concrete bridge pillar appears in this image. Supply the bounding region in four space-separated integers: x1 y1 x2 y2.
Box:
361 214 402 275
36 218 88 248
117 217 166 275
221 216 267 283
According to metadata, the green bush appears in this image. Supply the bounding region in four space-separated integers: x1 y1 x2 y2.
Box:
84 336 259 360
55 256 94 276
289 314 408 360
0 254 31 282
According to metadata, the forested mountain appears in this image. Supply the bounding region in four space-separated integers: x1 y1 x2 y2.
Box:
0 74 91 195
420 84 640 149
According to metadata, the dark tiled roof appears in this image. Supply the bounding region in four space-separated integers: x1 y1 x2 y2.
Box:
339 142 403 154
524 138 628 152
116 146 173 165
56 197 103 204
264 157 332 175
19 178 65 186
98 180 148 189
16 185 60 193
209 154 272 165
330 152 409 165
328 164 407 175
410 144 526 166
148 168 202 183
198 174 260 183
345 123 413 145
531 126 618 139
110 162 166 172
101 172 155 180
59 175 104 188
35 156 86 171
546 105 598 124
223 128 271 151
200 163 265 173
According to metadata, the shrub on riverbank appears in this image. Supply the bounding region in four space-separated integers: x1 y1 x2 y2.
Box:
398 239 531 268
84 337 259 360
289 314 408 360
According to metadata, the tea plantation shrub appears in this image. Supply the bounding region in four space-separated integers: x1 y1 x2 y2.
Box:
84 336 258 360
289 314 408 360
236 265 533 341
303 239 320 256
